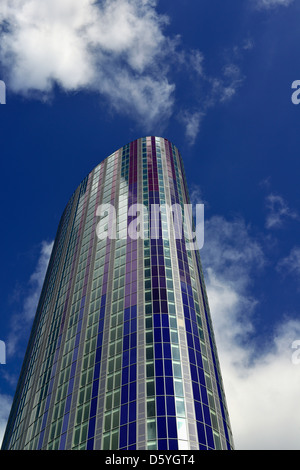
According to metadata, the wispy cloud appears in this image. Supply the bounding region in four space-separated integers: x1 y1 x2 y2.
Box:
201 215 300 449
0 394 12 447
254 0 294 9
277 246 300 281
179 57 246 142
6 241 53 358
265 193 299 229
0 241 53 446
180 111 205 145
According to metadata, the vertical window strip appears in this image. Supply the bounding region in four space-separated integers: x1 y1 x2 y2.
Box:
37 175 91 450
58 164 103 449
87 152 119 449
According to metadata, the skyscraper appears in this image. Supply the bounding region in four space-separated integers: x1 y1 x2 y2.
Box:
2 136 234 451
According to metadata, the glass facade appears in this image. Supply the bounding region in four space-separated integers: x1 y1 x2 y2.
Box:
2 136 234 450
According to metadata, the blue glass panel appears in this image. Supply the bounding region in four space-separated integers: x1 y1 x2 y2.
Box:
121 384 129 404
130 333 137 349
203 405 211 426
129 401 136 422
157 418 167 439
200 385 209 405
162 328 170 343
122 366 129 385
192 382 200 402
206 426 214 448
90 397 97 417
65 395 72 413
187 332 193 348
94 361 101 380
62 413 69 434
119 425 127 448
97 335 103 350
155 359 163 376
158 439 168 450
166 396 176 416
160 289 167 301
182 293 188 305
59 432 67 450
88 416 96 439
165 377 174 395
155 342 163 358
130 346 136 365
156 395 166 416
168 439 178 450
164 359 172 376
129 381 136 402
156 376 164 395
183 305 189 318
153 288 159 299
122 350 129 367
197 366 205 384
163 343 171 358
188 347 196 365
92 379 99 398
124 321 130 336
190 364 198 382
124 308 131 322
131 305 137 317
154 328 162 343
120 404 128 425
123 335 129 350
130 364 136 382
86 438 94 450
194 401 203 422
131 318 137 333
167 417 177 439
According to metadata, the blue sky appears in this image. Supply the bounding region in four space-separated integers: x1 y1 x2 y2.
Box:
1 0 300 450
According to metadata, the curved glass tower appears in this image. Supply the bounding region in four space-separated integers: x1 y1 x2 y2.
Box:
2 136 234 450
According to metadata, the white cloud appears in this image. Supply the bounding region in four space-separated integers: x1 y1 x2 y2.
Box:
265 193 299 229
6 241 54 358
0 0 252 140
201 215 300 449
0 0 175 128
